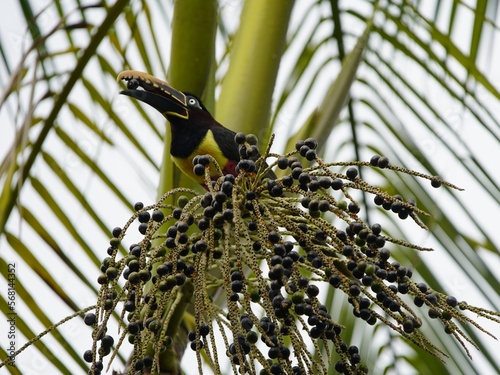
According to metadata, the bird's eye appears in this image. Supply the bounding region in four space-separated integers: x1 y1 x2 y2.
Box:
188 97 198 106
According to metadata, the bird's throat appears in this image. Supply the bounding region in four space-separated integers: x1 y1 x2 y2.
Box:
170 128 230 184
169 124 209 159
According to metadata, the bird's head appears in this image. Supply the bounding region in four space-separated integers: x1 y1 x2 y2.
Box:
117 70 211 125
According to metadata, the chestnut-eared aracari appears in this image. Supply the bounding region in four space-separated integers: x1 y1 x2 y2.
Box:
117 70 275 186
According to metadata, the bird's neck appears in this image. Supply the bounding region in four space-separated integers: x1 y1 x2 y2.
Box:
169 121 210 158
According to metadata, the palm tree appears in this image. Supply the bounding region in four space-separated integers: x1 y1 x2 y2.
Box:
1 0 499 374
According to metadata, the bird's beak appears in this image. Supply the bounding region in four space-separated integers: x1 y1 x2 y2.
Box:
117 70 189 119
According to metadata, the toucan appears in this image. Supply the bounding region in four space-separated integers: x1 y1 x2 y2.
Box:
117 70 275 186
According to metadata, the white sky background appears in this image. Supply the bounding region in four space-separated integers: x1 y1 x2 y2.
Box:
0 0 500 374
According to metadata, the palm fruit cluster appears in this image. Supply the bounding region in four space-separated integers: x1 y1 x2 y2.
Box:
85 134 500 375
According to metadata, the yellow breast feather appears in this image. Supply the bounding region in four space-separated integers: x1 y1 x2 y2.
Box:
172 130 230 184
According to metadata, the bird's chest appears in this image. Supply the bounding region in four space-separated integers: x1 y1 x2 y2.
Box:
171 130 232 183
